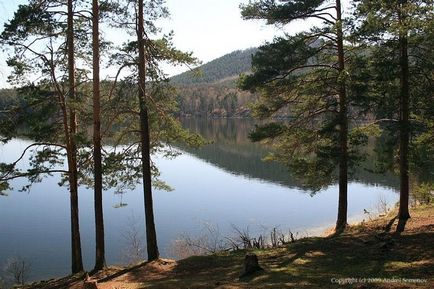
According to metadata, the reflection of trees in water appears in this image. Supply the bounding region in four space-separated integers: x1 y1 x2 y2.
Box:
180 118 400 191
113 191 128 209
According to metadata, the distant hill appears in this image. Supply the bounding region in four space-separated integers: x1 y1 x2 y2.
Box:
171 47 258 86
171 48 259 118
0 49 260 119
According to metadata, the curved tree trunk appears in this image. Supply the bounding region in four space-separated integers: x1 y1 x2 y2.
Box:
137 0 159 261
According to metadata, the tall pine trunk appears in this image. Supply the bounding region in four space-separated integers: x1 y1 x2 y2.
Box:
398 0 410 222
137 0 159 261
67 0 83 273
92 0 105 270
335 0 348 232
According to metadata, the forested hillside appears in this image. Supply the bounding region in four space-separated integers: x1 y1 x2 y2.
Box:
0 49 258 118
0 88 17 109
171 48 257 85
172 48 259 117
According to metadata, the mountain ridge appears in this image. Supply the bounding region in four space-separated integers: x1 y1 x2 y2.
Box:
170 47 257 86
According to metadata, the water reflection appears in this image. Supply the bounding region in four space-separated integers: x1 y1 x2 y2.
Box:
0 118 401 282
180 117 400 190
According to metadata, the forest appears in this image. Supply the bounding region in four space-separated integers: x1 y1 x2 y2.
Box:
0 0 433 288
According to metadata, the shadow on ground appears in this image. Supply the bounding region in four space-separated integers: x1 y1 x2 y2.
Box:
134 206 434 289
23 205 434 289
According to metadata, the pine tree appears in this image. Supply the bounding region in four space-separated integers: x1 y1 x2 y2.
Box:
92 0 106 271
0 0 85 273
99 0 203 260
352 0 434 230
239 0 364 232
137 0 159 261
67 0 84 273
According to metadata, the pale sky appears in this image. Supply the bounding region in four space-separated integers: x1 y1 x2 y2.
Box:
0 0 350 88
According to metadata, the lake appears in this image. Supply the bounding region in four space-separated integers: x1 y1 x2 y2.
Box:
0 118 399 282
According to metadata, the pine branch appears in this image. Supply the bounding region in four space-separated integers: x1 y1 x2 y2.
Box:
2 142 66 174
0 170 68 182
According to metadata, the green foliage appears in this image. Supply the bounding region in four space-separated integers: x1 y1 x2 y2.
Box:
352 0 434 180
238 0 372 192
0 0 205 196
16 85 61 142
240 0 328 24
412 182 434 204
0 181 10 195
238 45 335 189
0 89 17 104
411 118 434 182
249 122 285 142
0 0 95 197
0 81 73 192
352 0 434 41
0 1 72 86
1 2 61 43
96 78 205 192
85 0 206 193
239 36 318 92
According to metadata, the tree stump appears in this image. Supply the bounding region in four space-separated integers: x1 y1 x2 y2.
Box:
240 253 263 278
83 274 98 289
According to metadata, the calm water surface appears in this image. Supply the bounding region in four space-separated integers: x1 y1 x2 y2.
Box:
0 118 399 281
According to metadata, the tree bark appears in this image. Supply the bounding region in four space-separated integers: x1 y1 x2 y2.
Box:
67 0 84 274
398 0 411 222
335 0 348 233
137 0 159 261
92 0 106 270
